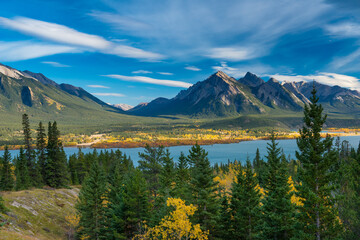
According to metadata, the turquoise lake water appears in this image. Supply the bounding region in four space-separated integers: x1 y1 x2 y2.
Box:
2 135 360 165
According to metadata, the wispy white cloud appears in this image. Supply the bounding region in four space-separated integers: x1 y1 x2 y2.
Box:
91 0 332 61
87 85 110 89
42 61 70 67
326 22 360 38
157 72 173 76
92 93 125 97
132 70 152 74
103 74 192 88
0 16 164 61
0 41 78 62
206 47 264 62
185 66 201 71
270 72 360 90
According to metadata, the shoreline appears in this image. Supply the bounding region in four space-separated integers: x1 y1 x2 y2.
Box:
2 132 360 151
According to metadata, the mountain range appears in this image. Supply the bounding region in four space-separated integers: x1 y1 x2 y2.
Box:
1 62 360 131
129 71 360 117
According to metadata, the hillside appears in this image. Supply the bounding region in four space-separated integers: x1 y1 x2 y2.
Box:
0 187 79 240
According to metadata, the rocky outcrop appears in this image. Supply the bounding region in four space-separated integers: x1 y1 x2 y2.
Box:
21 86 33 107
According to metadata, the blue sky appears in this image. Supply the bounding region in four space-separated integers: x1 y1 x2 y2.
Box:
1 0 360 106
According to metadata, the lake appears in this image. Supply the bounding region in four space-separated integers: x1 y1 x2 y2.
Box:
2 135 360 165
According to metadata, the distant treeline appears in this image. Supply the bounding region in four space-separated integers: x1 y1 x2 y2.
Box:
1 87 360 239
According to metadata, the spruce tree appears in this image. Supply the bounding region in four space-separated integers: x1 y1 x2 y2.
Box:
173 152 191 200
138 144 165 198
22 114 41 187
76 160 109 240
15 147 31 190
188 144 220 237
107 168 150 239
0 194 6 213
230 160 262 239
261 133 295 239
45 122 68 188
36 121 47 183
295 85 342 239
253 148 268 187
0 146 14 191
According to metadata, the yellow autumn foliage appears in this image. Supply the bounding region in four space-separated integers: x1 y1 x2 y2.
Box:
134 198 208 240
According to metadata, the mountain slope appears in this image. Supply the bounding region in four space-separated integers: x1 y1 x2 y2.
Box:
130 71 267 117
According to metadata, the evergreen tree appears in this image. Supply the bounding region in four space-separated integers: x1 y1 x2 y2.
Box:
218 191 232 239
15 148 31 190
76 160 109 240
0 146 14 191
253 148 268 187
188 144 220 237
337 143 360 239
173 152 191 200
45 122 68 188
107 168 150 239
230 160 262 240
36 121 47 183
261 133 295 239
138 144 165 198
295 86 342 239
22 114 41 187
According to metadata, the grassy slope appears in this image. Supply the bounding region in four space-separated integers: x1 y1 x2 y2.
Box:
0 188 79 240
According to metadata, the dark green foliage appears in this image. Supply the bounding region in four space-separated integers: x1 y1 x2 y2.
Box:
138 144 165 198
173 152 191 200
0 194 6 214
36 122 47 183
15 148 31 190
230 160 262 240
22 114 41 187
253 148 268 187
45 122 68 188
218 191 232 239
295 86 342 239
261 133 295 239
107 168 150 239
0 146 14 191
76 160 109 240
188 144 220 236
337 141 360 239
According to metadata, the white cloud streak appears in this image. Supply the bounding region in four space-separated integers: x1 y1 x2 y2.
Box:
92 93 125 97
326 22 360 38
42 61 70 67
206 47 263 62
103 74 192 88
271 72 360 90
0 16 164 61
185 66 201 71
0 41 78 62
157 72 173 75
132 70 152 74
87 85 110 89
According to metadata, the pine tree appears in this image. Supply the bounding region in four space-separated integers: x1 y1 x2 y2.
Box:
188 144 220 237
173 152 191 200
218 191 232 239
15 147 31 190
337 143 360 239
36 121 47 183
45 122 68 188
253 148 268 187
295 85 342 239
76 160 109 240
22 114 41 187
138 144 165 198
107 168 150 239
230 160 262 239
260 133 295 239
0 146 14 191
